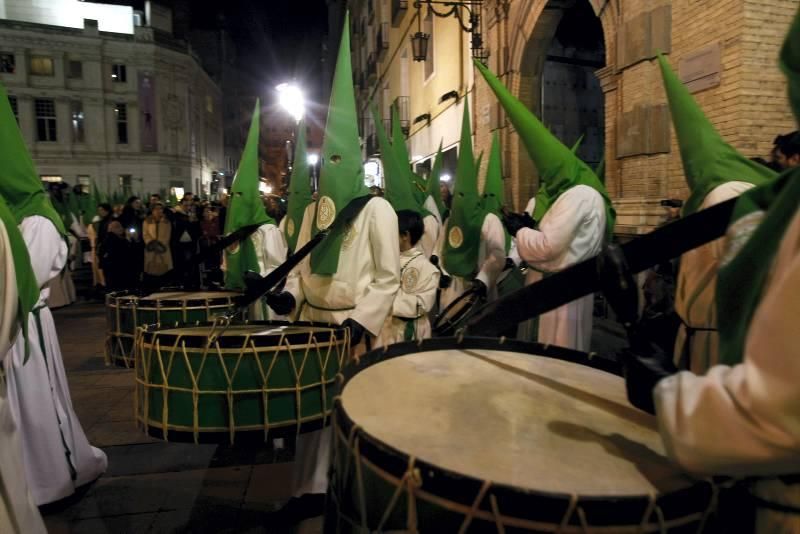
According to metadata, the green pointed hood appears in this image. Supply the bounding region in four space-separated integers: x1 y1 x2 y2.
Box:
782 7 800 124
443 100 483 277
224 99 273 290
657 54 776 215
0 192 39 355
389 106 428 209
481 131 511 252
426 142 448 220
0 83 66 235
310 11 370 275
474 59 615 240
595 156 606 185
284 119 313 252
373 103 420 213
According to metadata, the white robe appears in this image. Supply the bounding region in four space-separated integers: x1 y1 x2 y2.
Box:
4 216 107 505
673 181 755 372
439 212 507 310
514 185 606 351
285 197 400 497
655 208 800 533
375 247 440 346
249 223 288 321
0 217 46 534
421 196 442 259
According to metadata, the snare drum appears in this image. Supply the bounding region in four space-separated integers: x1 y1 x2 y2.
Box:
326 338 716 533
105 290 241 367
432 287 484 337
135 321 350 444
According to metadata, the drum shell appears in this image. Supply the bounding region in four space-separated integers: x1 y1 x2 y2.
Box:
326 337 717 533
104 290 241 368
135 321 349 443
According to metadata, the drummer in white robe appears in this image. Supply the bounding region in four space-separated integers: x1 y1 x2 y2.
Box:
656 54 777 373
265 14 400 525
0 193 46 534
0 84 107 505
475 60 615 352
439 100 507 310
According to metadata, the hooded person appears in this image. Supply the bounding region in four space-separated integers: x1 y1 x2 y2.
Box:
656 54 777 373
223 100 287 320
425 142 449 225
438 100 507 310
265 12 400 525
0 193 47 534
0 82 107 506
616 15 800 531
280 119 313 254
476 60 614 351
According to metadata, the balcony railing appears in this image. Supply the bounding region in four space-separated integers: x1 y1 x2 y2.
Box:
376 22 389 61
367 52 377 81
391 0 408 27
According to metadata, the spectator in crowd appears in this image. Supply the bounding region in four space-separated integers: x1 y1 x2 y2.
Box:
439 182 452 213
199 205 223 285
772 131 800 169
172 194 201 289
99 221 138 291
143 202 173 291
148 193 162 211
112 204 124 218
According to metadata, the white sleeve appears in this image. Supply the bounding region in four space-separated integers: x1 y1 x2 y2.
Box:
420 215 439 259
255 224 288 277
654 212 800 477
476 213 507 287
350 201 401 336
19 216 67 287
0 219 20 356
515 188 589 266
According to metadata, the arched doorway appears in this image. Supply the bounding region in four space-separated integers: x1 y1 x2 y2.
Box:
516 0 606 201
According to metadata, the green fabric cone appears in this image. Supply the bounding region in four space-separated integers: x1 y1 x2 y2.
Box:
0 192 39 359
780 7 800 125
0 82 66 235
224 99 274 291
657 54 776 215
443 100 483 277
474 59 616 240
595 156 606 185
389 106 428 209
373 103 420 213
310 11 370 275
481 132 511 252
284 119 313 253
426 142 448 220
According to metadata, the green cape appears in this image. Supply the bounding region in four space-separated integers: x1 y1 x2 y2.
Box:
474 60 616 240
224 99 274 290
426 142 448 221
310 11 370 275
0 82 66 236
443 100 483 278
373 103 421 213
657 55 776 215
284 119 313 252
0 193 39 359
481 131 511 252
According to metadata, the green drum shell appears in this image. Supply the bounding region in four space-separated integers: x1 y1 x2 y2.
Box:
135 321 350 443
327 338 717 534
104 291 241 368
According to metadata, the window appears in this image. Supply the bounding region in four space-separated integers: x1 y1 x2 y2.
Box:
111 64 126 82
77 176 91 186
206 95 213 113
35 98 57 142
0 53 15 74
30 56 54 76
68 60 83 79
71 101 85 143
424 10 434 80
118 175 132 195
115 103 128 144
8 95 18 124
41 175 63 183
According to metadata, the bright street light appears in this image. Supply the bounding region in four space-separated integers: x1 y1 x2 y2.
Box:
440 173 452 183
276 83 305 122
307 153 319 166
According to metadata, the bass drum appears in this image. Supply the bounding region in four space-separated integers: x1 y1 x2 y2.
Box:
326 338 718 533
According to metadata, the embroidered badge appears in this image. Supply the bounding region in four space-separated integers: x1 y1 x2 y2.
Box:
448 226 463 248
720 211 765 267
342 224 357 249
287 218 295 237
402 267 420 292
317 196 336 230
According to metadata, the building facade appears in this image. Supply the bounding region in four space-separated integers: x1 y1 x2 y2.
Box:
348 0 797 235
0 0 225 198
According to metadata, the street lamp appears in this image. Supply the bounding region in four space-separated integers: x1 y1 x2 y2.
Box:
307 153 319 191
412 1 488 63
307 154 319 166
276 83 305 122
